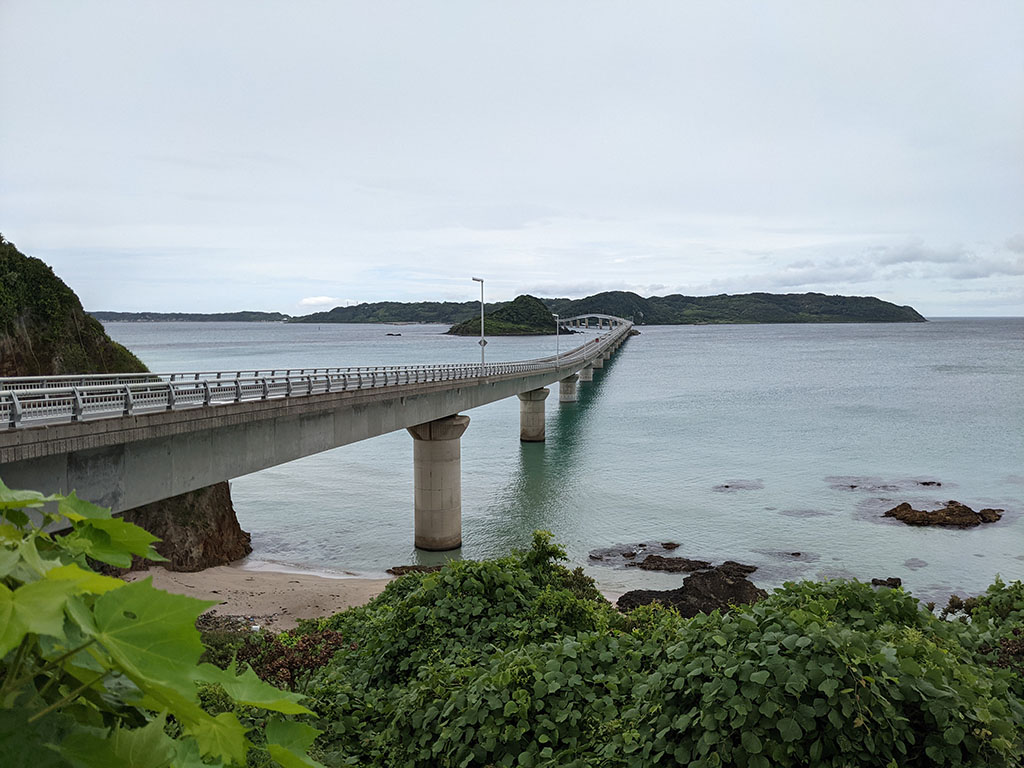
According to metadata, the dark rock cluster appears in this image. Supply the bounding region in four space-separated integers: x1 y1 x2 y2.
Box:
883 500 1004 528
617 564 767 616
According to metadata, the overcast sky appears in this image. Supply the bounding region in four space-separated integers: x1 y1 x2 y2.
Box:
2 2 1022 316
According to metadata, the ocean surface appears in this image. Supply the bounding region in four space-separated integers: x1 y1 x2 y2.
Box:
103 319 1024 603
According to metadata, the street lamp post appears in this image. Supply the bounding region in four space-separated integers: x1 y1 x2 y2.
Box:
471 277 485 375
552 313 560 360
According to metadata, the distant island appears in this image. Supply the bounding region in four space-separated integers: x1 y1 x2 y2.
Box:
448 294 571 336
89 291 927 327
294 291 925 326
90 310 291 322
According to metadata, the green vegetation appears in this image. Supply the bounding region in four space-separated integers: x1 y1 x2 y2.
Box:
0 235 147 376
447 294 562 336
90 311 291 323
291 301 495 325
289 291 926 326
286 533 1020 767
4 477 1021 767
543 290 927 324
0 479 322 768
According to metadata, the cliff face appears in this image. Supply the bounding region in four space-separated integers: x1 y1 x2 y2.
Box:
0 234 252 570
0 235 148 376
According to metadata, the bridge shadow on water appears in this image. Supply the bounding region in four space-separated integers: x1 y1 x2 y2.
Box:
465 350 626 554
407 350 626 566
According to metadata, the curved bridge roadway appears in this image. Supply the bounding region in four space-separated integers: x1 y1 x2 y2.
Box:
0 316 632 549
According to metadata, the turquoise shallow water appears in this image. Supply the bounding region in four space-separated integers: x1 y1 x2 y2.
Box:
103 319 1024 603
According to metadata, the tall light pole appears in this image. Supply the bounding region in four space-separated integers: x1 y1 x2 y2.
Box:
552 313 560 360
471 277 485 375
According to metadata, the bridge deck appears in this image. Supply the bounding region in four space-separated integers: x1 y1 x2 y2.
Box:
0 321 632 512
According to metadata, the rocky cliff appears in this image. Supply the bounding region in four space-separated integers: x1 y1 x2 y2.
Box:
0 234 251 569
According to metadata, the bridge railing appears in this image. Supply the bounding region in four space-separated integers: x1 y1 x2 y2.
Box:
0 321 631 430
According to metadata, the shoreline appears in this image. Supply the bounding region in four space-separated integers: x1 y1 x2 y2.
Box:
125 563 393 631
127 558 628 631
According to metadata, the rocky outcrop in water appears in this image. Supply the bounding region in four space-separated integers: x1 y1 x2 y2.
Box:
118 482 251 571
884 500 1004 528
629 554 712 573
871 577 903 588
617 563 767 616
387 564 443 576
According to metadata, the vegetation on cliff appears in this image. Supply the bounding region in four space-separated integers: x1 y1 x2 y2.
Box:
0 236 250 571
544 290 927 324
289 291 926 326
0 235 147 376
447 294 562 336
291 300 495 325
0 481 321 768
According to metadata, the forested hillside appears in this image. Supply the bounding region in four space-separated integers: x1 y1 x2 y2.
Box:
0 234 147 376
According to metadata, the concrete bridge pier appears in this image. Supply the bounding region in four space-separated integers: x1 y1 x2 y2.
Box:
517 388 549 442
559 373 579 402
407 414 469 550
578 366 593 382
591 355 604 369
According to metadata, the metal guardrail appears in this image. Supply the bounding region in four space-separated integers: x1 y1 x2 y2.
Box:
0 321 631 430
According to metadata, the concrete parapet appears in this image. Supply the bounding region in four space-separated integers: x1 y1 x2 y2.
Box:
559 374 579 403
517 388 549 442
407 414 469 550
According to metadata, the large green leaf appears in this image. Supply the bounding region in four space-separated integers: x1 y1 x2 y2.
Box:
129 678 247 765
0 547 19 577
61 526 131 568
85 517 164 560
46 563 125 595
60 718 177 768
57 494 162 560
194 662 312 715
0 579 75 656
265 719 327 768
171 738 223 768
189 712 247 767
58 493 114 522
0 479 50 509
90 578 215 690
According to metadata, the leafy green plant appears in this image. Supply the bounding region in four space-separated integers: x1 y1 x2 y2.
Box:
0 478 323 768
301 537 1023 767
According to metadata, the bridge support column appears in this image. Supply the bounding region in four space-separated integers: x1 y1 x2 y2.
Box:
578 366 593 382
591 355 603 368
559 373 579 403
407 414 469 550
517 388 549 442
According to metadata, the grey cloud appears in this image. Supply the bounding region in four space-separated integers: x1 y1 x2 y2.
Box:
870 241 971 266
1006 234 1024 254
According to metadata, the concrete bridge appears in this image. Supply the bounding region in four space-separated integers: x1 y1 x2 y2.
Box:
557 314 629 330
0 316 632 549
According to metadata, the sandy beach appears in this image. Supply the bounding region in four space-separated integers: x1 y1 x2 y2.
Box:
126 564 393 631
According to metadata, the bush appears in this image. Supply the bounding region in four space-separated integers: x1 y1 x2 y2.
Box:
303 540 1023 767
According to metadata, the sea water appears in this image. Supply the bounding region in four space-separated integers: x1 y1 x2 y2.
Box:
103 319 1024 603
